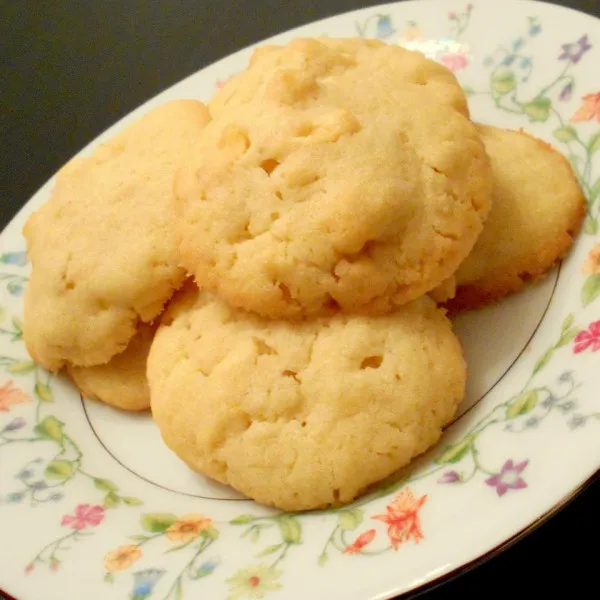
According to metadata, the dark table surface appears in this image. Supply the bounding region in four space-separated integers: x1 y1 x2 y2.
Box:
2 0 599 598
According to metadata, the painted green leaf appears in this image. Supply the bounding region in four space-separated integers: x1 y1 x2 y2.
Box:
94 478 118 492
190 565 216 580
44 459 75 480
506 390 538 419
523 97 551 122
338 509 363 531
582 274 600 307
558 327 580 347
140 513 178 533
202 526 219 540
0 306 5 323
256 543 284 558
318 552 329 567
34 382 53 403
462 85 475 97
230 514 255 525
561 313 575 333
589 178 600 206
435 435 473 464
532 347 554 375
491 69 516 95
584 216 598 235
103 492 121 509
129 534 150 542
553 125 577 143
276 515 302 544
104 572 114 584
34 415 64 442
249 528 261 543
11 315 22 333
122 496 143 506
7 360 36 375
588 131 600 154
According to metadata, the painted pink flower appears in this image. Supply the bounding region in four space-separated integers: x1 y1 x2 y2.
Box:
24 563 34 575
0 380 31 412
372 488 427 549
485 460 528 496
438 470 460 484
439 53 468 72
573 321 600 354
343 529 376 554
571 92 600 123
61 504 105 530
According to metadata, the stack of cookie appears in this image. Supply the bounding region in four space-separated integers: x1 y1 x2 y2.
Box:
22 38 585 511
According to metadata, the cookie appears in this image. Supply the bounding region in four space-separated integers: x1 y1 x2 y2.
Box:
176 83 491 318
445 125 586 312
209 37 469 119
68 323 154 412
23 100 211 370
148 286 466 511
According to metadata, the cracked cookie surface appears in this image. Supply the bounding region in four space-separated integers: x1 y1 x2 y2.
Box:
446 125 586 312
148 285 466 511
23 100 211 370
176 42 491 318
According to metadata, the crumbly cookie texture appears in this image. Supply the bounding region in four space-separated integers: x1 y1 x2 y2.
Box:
445 125 586 312
209 37 470 118
23 100 211 370
68 323 155 412
148 286 466 511
176 75 491 318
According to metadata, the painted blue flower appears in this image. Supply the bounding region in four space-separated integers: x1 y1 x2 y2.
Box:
524 416 539 429
6 280 24 296
520 57 532 69
375 15 395 39
3 417 26 432
16 468 33 480
49 493 64 503
501 54 516 67
559 34 592 64
559 400 576 413
0 252 28 267
541 394 557 409
513 37 525 51
558 370 574 384
130 569 165 600
191 557 220 580
6 492 24 503
528 17 541 36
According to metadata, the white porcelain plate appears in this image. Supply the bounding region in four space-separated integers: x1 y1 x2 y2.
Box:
2 1 600 598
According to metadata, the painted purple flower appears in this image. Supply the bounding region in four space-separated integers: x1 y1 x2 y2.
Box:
559 35 592 64
438 471 461 484
2 417 26 432
559 82 573 102
485 460 528 497
0 251 28 267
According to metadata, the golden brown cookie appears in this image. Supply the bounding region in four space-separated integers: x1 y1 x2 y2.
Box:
67 323 155 412
148 286 466 511
176 66 490 318
23 100 211 370
209 37 470 119
445 125 586 312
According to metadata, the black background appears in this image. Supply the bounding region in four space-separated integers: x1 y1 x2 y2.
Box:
2 1 599 598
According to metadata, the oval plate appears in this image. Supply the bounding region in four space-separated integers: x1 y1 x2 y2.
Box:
1 1 600 599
